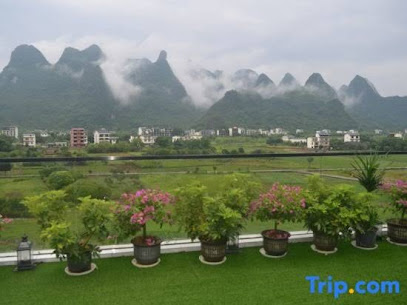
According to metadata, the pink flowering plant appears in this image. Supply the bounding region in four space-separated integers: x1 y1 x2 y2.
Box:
250 183 306 236
380 180 407 223
114 189 174 245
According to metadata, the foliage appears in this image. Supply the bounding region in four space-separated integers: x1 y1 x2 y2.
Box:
197 90 357 130
65 180 112 203
175 175 259 242
0 162 12 175
250 183 306 230
351 154 384 192
23 190 69 230
0 192 30 218
24 191 113 259
266 136 283 145
47 171 77 190
113 189 173 244
0 135 14 152
380 180 407 221
39 166 67 180
86 140 143 153
145 138 216 155
349 193 380 233
303 176 355 237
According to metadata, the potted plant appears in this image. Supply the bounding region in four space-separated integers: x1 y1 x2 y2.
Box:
351 154 384 193
24 191 113 274
349 193 380 249
380 180 407 244
250 183 306 257
304 176 354 253
113 189 174 266
175 175 257 264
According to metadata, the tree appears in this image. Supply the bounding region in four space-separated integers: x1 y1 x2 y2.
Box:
155 137 172 148
47 171 76 190
0 135 13 152
0 163 12 176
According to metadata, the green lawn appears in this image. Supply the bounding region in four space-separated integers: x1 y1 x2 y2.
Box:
0 242 406 305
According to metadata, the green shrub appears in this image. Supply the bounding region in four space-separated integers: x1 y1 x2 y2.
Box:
65 180 112 203
39 166 66 180
47 171 76 190
0 192 30 218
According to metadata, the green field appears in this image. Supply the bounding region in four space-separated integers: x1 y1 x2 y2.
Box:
1 154 406 252
0 242 406 305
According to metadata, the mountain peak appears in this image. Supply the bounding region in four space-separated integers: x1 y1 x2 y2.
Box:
82 44 103 62
305 73 325 86
255 73 275 87
347 75 380 98
278 73 299 87
304 73 337 100
157 50 168 62
56 45 104 70
7 44 49 68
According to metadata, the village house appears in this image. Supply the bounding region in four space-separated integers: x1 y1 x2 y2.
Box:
307 131 330 150
94 128 117 144
1 126 18 139
344 131 360 143
70 128 88 148
22 133 36 147
282 135 307 144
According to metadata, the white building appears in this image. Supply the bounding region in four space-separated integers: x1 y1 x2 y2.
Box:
296 129 304 134
22 134 36 147
394 132 403 139
270 128 286 135
307 131 330 149
374 129 383 135
283 135 306 144
1 126 18 139
229 127 245 137
344 131 360 143
94 128 116 144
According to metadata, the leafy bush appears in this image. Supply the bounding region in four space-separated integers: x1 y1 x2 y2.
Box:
47 171 76 190
0 192 30 218
65 180 112 203
39 166 66 180
24 191 114 259
349 193 380 233
175 175 260 242
304 176 355 238
0 162 12 175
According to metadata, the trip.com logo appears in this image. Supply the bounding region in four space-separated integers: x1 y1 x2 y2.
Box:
306 276 400 299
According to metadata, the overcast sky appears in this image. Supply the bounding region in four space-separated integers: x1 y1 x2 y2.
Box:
1 0 407 96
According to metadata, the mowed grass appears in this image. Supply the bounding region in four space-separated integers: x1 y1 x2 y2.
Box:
0 242 406 305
